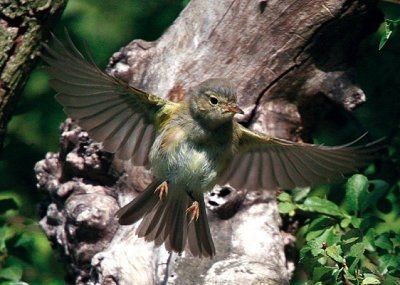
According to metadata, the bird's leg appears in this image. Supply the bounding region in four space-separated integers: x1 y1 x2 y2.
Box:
186 201 200 222
154 181 169 200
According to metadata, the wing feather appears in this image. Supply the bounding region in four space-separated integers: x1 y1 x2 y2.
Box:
285 148 326 185
134 125 155 166
55 92 119 107
261 151 278 189
269 147 295 189
276 148 309 187
118 118 146 160
245 152 260 190
221 123 379 190
43 35 177 166
86 108 131 142
229 153 251 189
103 114 139 153
219 155 240 184
133 125 153 165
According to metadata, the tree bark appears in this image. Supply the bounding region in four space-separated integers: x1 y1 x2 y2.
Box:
0 0 67 150
35 0 382 284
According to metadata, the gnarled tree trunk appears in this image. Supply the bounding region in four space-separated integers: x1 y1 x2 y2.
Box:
35 0 382 284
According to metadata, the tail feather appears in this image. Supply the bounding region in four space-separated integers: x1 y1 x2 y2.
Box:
165 195 188 253
187 198 215 258
140 190 189 253
116 180 160 225
116 181 215 258
139 198 171 242
137 194 171 239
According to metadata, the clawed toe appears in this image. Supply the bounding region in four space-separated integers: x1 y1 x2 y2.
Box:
186 201 200 222
154 181 168 200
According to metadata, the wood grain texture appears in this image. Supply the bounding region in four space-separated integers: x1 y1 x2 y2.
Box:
36 0 381 284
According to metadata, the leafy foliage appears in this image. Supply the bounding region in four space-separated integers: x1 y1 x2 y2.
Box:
279 174 400 284
0 197 43 285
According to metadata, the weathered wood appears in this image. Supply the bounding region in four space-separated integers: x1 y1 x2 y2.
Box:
35 0 381 284
0 0 67 150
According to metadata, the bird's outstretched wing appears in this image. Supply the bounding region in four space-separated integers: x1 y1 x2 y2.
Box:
219 124 380 190
42 35 177 166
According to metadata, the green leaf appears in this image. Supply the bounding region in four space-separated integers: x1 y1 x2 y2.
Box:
312 266 331 280
331 268 341 281
379 254 400 274
345 174 368 213
349 242 366 257
308 216 336 231
0 198 18 215
278 202 296 214
317 256 327 266
350 216 362 229
305 217 336 241
348 242 366 274
308 240 324 257
363 228 377 252
299 197 344 217
312 266 333 282
340 218 351 229
277 192 292 202
325 245 345 264
343 237 359 245
375 234 393 252
390 235 400 249
316 227 341 247
362 276 381 284
364 258 381 276
306 229 326 241
292 187 311 202
360 180 389 212
0 266 22 281
379 20 393 50
342 229 362 245
14 233 33 248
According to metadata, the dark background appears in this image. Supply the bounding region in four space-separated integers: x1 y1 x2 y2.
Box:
0 1 399 284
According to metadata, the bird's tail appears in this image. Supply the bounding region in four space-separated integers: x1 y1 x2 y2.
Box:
116 181 215 258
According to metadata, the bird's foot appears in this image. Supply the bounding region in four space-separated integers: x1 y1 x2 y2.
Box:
154 181 168 200
186 201 200 222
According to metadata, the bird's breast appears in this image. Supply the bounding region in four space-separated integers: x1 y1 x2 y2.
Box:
149 124 225 192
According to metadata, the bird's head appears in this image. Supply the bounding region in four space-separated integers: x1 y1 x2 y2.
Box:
188 78 243 128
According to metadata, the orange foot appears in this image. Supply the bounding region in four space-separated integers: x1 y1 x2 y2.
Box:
154 181 168 200
186 201 200 222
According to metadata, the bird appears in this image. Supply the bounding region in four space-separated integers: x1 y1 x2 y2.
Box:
42 35 378 258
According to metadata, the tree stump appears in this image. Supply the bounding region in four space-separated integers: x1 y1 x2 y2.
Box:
35 0 382 284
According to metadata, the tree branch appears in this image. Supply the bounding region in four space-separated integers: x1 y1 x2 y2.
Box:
0 0 67 150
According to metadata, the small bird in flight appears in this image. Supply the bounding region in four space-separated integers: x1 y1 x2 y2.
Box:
43 36 377 258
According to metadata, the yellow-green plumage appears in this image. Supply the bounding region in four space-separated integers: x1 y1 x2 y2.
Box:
43 35 378 258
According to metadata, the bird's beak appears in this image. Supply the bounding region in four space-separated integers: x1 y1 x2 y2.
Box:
224 103 244 114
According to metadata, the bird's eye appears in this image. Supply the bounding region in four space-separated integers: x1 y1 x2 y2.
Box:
209 96 218 105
